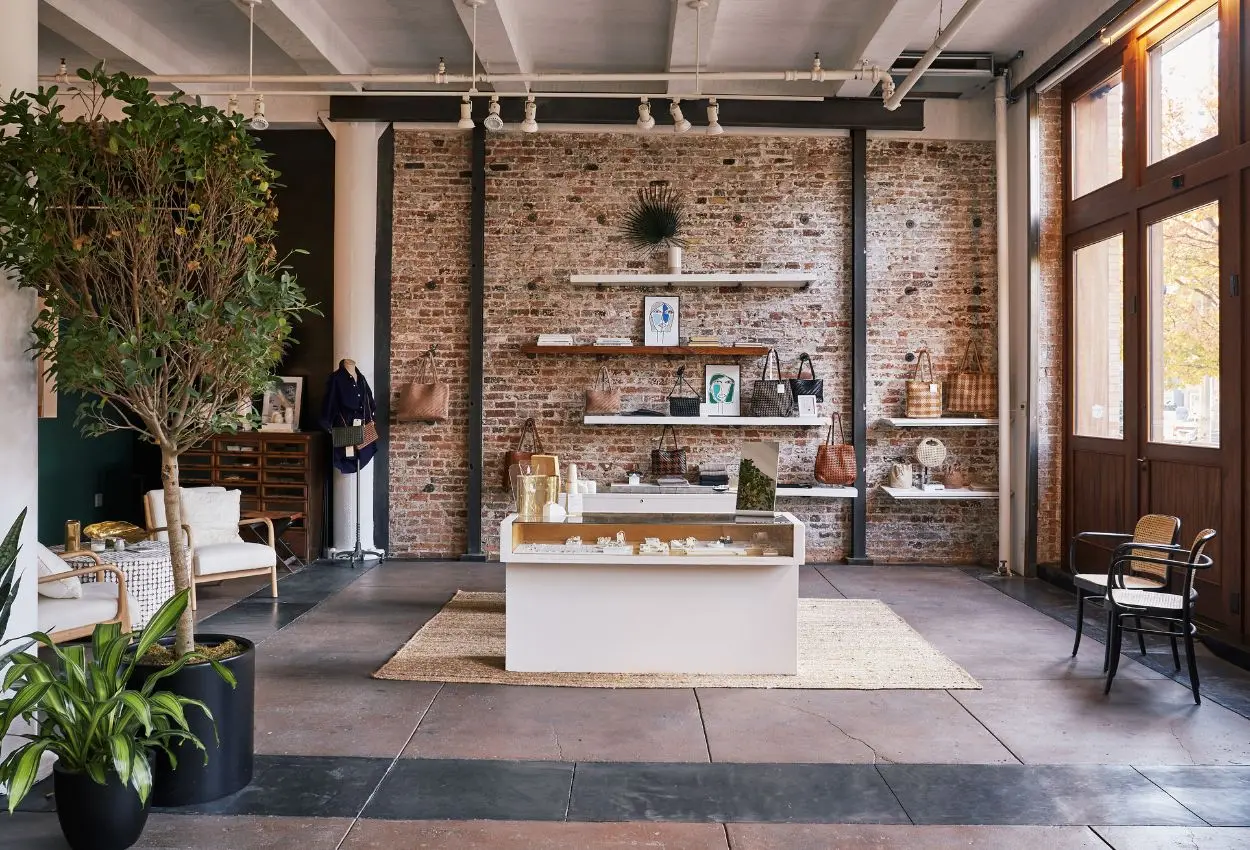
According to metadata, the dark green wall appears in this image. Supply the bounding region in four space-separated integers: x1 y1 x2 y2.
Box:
37 394 149 544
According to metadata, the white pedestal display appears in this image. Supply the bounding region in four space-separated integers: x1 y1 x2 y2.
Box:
500 512 804 674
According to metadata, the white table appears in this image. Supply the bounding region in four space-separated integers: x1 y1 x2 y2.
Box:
57 541 181 628
500 512 804 675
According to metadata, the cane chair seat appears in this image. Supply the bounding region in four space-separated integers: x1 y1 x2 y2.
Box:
1073 573 1164 592
1107 588 1193 611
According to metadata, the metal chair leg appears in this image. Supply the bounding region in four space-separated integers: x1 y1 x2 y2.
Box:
1170 629 1181 671
1135 616 1148 656
1104 613 1122 695
1072 592 1085 657
1103 605 1115 672
1183 627 1201 706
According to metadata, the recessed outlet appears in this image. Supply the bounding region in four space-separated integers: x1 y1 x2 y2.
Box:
93 493 104 508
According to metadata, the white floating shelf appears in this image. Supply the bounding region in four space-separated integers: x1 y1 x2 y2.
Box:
776 486 857 499
880 417 999 427
583 415 825 427
570 273 817 289
881 486 998 501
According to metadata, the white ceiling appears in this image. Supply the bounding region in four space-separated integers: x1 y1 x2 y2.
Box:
34 0 1114 97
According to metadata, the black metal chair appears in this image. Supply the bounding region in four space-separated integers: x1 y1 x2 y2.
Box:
1104 529 1217 705
1069 514 1181 667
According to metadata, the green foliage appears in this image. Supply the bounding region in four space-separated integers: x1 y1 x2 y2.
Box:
619 186 687 251
0 510 26 657
0 66 314 450
0 589 234 811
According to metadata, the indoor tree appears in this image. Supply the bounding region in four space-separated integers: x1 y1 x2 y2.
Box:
0 68 312 655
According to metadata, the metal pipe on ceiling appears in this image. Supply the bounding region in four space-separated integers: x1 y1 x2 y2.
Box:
883 0 989 111
39 69 872 86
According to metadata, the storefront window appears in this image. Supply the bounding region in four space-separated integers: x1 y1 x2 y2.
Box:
1148 4 1219 163
1071 71 1123 198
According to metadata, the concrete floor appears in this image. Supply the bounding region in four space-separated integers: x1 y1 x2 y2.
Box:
5 561 1250 848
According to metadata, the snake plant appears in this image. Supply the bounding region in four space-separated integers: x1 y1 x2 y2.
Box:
0 589 235 811
0 509 24 659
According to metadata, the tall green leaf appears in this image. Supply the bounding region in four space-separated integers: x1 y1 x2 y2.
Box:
0 508 26 648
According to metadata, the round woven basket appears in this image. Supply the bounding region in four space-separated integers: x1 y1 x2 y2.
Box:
916 437 948 469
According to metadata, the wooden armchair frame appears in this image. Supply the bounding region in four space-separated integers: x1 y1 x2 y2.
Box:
38 551 131 643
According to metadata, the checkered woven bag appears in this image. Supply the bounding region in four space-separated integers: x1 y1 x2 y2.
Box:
946 340 996 417
904 349 943 418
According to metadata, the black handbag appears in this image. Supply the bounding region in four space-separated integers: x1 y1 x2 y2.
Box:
668 366 701 417
749 349 795 417
789 352 824 402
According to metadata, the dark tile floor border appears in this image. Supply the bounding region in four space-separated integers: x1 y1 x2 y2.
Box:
15 756 1250 827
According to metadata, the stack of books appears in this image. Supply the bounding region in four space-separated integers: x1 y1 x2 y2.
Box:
537 334 575 346
593 337 633 346
688 335 721 347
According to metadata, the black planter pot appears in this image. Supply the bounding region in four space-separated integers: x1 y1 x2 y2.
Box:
53 760 150 850
128 633 255 807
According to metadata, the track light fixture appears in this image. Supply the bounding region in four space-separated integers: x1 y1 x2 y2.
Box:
436 57 447 85
457 95 475 129
637 96 655 130
483 95 505 132
521 95 538 132
226 95 239 117
670 98 691 133
706 98 723 134
249 93 268 131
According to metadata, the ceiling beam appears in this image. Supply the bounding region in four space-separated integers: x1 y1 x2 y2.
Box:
836 0 944 98
451 0 531 94
231 0 370 84
41 0 216 74
667 0 722 96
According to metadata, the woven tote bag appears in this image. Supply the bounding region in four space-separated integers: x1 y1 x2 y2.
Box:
668 366 701 417
904 349 943 419
946 340 996 416
814 413 856 486
750 349 795 417
650 426 688 477
503 417 545 491
788 352 824 402
396 349 449 422
585 367 621 415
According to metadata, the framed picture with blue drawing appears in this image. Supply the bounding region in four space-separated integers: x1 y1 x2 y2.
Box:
643 295 680 347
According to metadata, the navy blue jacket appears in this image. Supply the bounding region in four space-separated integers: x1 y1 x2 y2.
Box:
320 362 378 473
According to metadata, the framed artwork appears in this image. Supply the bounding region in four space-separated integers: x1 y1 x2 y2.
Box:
797 394 818 417
704 365 741 416
261 376 303 432
643 295 680 347
735 441 780 516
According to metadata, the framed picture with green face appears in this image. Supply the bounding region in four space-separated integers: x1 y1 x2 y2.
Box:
705 365 740 416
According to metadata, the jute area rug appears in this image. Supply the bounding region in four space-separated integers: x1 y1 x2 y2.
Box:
374 591 979 690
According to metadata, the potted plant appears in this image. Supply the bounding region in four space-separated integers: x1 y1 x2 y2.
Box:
0 590 232 850
0 510 25 664
0 68 313 804
620 186 688 273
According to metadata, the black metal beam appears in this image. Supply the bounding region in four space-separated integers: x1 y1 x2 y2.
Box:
373 126 394 555
848 128 871 565
461 124 487 561
1025 89 1042 575
330 95 924 131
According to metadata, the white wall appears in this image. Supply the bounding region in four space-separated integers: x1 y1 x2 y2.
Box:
1012 0 1122 83
0 0 39 657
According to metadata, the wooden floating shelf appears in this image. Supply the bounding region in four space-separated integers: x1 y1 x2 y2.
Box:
583 415 825 427
522 344 770 357
880 417 999 427
881 486 998 501
569 273 817 289
776 486 858 498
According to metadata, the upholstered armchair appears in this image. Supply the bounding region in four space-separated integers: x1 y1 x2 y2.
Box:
144 487 279 609
36 544 135 642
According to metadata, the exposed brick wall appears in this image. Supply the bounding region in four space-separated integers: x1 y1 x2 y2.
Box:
866 140 999 565
1036 92 1065 566
389 130 998 564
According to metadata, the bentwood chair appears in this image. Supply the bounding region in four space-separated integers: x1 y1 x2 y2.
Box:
1104 529 1217 705
1069 514 1181 664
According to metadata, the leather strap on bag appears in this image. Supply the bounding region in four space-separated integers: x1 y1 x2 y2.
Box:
958 341 985 374
669 366 699 399
760 349 784 381
595 367 614 391
796 353 818 379
911 349 935 382
516 417 544 453
416 349 440 385
657 425 680 451
825 412 847 446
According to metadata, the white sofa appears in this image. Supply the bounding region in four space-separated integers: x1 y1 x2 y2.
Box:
144 487 279 610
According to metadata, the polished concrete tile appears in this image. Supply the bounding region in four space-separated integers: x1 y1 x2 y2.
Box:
404 684 710 763
1135 767 1250 826
953 678 1250 765
362 758 574 821
568 762 908 824
0 813 66 849
173 754 390 819
351 560 504 590
255 674 440 757
798 565 845 599
198 600 317 642
135 814 353 849
1092 826 1250 849
698 689 1017 764
342 819 729 849
878 764 1204 826
727 823 1108 849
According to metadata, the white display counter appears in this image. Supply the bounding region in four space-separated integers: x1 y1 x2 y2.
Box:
500 512 805 675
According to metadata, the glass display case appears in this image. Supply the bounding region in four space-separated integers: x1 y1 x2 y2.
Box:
503 513 799 560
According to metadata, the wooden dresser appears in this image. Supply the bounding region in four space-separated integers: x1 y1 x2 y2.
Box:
180 431 327 562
